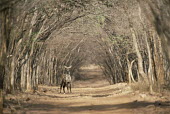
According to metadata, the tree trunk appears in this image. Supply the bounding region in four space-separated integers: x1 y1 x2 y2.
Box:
131 28 148 82
26 60 32 91
21 60 26 91
0 6 10 90
127 57 136 84
153 34 165 92
0 89 2 114
127 57 132 84
0 6 10 113
145 32 153 93
9 56 15 93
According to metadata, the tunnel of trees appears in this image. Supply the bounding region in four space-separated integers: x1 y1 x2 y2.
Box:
0 0 170 112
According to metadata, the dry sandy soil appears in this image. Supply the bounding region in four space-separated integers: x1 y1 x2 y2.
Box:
3 66 170 114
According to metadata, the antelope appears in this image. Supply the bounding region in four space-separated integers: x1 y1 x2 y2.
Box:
60 66 72 94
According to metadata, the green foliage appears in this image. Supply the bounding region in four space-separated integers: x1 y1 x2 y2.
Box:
98 0 113 7
62 0 90 8
96 15 105 27
108 35 130 48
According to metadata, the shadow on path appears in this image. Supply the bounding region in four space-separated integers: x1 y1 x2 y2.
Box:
21 101 170 113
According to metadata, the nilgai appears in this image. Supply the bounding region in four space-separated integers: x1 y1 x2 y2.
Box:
60 74 72 93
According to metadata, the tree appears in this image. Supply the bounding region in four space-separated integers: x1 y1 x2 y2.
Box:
138 0 170 90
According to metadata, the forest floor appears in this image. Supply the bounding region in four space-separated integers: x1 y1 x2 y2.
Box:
3 65 170 114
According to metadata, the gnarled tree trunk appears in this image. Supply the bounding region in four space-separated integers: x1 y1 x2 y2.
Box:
131 28 148 82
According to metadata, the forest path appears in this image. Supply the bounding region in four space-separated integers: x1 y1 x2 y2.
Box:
4 65 170 114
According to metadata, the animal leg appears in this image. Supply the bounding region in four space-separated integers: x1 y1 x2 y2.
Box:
60 83 63 93
70 83 72 93
63 84 66 94
67 83 69 93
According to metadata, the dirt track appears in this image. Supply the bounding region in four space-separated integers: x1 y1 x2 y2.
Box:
3 66 170 114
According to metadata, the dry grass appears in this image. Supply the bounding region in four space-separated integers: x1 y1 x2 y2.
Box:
130 82 170 94
130 82 150 92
